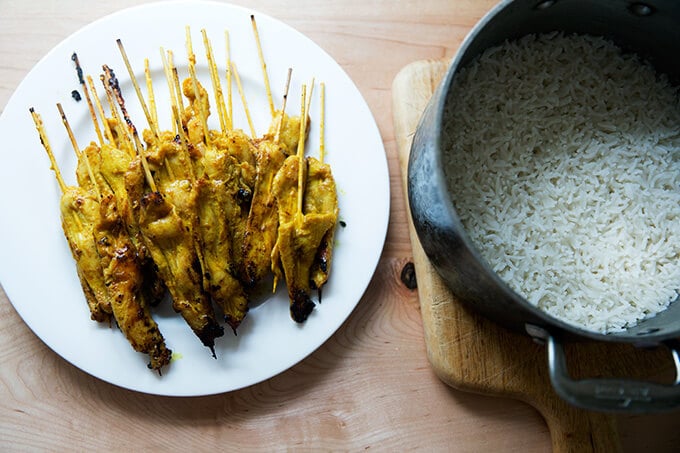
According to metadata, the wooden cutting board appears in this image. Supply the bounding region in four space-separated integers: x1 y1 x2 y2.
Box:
392 60 674 453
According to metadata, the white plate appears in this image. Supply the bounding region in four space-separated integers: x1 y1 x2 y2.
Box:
0 1 389 396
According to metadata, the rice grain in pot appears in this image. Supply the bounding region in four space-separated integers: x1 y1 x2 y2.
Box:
442 32 680 334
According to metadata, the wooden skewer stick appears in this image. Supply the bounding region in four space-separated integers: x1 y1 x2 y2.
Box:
160 48 181 135
143 51 180 181
201 28 228 134
224 31 233 130
30 107 85 231
274 68 293 144
165 49 186 126
116 39 160 139
231 62 256 138
99 73 135 156
86 75 116 146
186 26 213 147
319 82 326 163
171 66 186 120
132 128 158 193
29 108 67 193
159 51 188 147
306 78 315 122
144 58 159 131
159 48 192 178
56 104 81 158
296 85 308 220
71 53 104 145
251 15 275 118
56 103 100 199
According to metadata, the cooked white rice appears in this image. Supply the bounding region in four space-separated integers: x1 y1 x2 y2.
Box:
442 32 680 333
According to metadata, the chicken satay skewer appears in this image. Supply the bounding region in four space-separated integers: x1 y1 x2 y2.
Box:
91 69 169 311
104 57 223 353
270 88 317 321
101 71 223 354
59 104 172 372
241 71 294 287
272 82 338 321
193 30 258 332
30 108 112 322
306 81 338 297
269 83 305 292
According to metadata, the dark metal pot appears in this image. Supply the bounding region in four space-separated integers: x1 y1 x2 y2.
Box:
408 0 680 413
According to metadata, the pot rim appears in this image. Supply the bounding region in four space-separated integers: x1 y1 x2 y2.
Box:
424 0 680 344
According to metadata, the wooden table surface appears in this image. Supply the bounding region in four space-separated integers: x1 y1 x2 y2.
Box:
1 0 678 451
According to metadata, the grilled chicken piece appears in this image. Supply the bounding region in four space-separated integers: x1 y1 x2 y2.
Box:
197 132 258 332
182 78 211 147
94 191 172 371
240 110 307 287
165 77 256 332
304 157 339 292
75 143 108 194
240 139 287 287
59 186 112 323
143 130 196 183
98 142 166 306
196 176 248 332
266 110 306 156
212 130 257 280
138 189 224 352
271 156 338 322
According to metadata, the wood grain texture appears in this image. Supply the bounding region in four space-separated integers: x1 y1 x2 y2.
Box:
0 1 678 451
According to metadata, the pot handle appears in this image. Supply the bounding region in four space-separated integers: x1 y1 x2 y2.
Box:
545 333 680 413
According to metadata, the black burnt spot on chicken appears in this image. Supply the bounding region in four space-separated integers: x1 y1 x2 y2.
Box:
236 187 252 206
225 306 248 335
198 321 225 357
290 289 315 323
